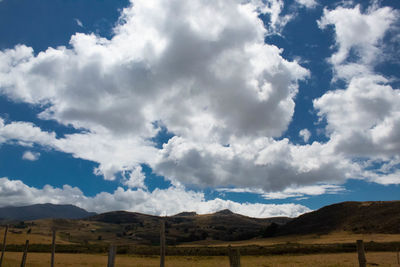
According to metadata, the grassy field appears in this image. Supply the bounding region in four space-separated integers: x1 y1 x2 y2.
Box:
1 252 400 266
188 231 400 247
3 222 400 248
1 225 400 257
0 220 120 246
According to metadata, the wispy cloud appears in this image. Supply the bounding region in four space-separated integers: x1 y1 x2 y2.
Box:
261 185 346 200
217 184 346 200
74 18 83 27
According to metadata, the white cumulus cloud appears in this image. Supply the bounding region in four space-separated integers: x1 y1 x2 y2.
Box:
299 128 311 142
318 3 398 80
296 0 318 9
22 151 40 161
122 165 147 189
0 0 398 205
314 3 400 185
0 118 157 181
154 136 356 191
0 0 311 188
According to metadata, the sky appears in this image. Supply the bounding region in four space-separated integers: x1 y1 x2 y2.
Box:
0 0 399 218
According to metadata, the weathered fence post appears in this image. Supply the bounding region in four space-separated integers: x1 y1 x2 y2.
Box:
20 240 29 267
160 220 165 267
228 245 241 267
107 244 116 267
0 225 8 267
356 240 366 267
397 247 399 265
51 229 56 267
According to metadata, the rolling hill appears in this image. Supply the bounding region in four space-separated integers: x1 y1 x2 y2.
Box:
88 209 290 244
1 200 399 247
277 201 400 235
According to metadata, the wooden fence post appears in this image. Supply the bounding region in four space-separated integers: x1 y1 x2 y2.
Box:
228 245 241 267
51 229 56 267
356 240 366 267
107 244 116 267
397 247 399 265
20 240 29 267
0 225 8 267
160 220 165 267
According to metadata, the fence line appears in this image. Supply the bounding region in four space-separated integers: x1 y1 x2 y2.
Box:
107 244 116 267
228 245 241 267
3 225 400 266
20 240 29 267
160 220 165 267
356 240 366 267
51 229 56 267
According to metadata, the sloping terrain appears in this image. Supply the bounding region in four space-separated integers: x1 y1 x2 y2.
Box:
88 209 290 244
278 201 400 235
0 203 96 221
1 201 399 247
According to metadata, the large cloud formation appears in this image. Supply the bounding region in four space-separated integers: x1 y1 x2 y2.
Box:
0 0 310 184
0 177 310 217
0 0 307 141
314 3 400 184
0 0 399 215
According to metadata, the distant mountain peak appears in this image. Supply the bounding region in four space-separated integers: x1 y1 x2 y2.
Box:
215 209 234 215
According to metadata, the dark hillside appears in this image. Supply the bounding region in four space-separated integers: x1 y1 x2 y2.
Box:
278 201 400 235
0 203 96 221
88 209 291 244
88 211 158 224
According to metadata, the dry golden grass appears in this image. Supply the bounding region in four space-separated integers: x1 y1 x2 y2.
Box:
180 231 400 247
241 252 400 267
0 252 224 267
1 252 400 267
0 220 122 246
0 225 72 245
2 232 54 245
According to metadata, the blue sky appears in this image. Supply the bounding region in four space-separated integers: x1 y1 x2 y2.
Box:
0 0 399 217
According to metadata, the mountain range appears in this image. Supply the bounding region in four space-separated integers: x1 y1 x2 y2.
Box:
0 203 96 221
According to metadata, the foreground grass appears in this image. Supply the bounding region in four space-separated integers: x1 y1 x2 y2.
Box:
3 241 400 256
1 252 400 267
